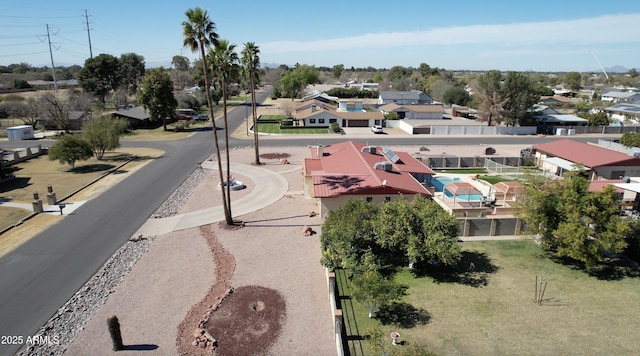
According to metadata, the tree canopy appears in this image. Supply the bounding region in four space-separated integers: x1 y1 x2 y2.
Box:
619 132 640 148
137 67 177 131
82 117 128 160
515 172 630 269
77 53 122 103
320 196 461 273
473 70 539 126
48 135 93 169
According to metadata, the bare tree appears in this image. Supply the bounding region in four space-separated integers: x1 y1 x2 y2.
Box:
41 92 72 132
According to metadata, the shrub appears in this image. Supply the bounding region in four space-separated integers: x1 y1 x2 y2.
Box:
330 122 341 133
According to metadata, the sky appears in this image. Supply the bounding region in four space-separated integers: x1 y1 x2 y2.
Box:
1 0 639 72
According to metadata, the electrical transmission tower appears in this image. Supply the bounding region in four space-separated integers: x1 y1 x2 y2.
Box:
40 24 61 91
84 9 93 59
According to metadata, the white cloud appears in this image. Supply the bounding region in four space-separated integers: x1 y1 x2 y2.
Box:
261 13 640 54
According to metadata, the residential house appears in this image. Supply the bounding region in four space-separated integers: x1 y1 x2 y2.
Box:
604 103 640 124
379 103 445 120
378 90 434 105
303 141 435 215
539 95 578 114
295 100 384 127
601 91 640 103
532 139 640 179
37 110 91 130
530 105 587 127
112 105 158 128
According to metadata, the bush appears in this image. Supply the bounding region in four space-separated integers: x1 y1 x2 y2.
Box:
330 122 341 133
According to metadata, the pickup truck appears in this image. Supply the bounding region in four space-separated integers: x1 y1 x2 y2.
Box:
520 147 536 157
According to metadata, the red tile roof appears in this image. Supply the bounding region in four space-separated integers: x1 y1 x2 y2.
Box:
533 139 640 168
444 182 481 196
493 181 523 194
304 141 434 198
588 179 625 193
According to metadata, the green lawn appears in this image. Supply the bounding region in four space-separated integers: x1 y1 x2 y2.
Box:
258 115 284 121
437 168 487 174
336 240 640 355
256 123 328 134
478 175 517 185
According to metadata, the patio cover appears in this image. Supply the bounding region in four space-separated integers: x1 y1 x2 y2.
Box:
542 156 586 171
444 182 481 196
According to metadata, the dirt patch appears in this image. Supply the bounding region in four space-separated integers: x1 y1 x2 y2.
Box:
205 286 286 356
259 152 291 160
176 225 236 356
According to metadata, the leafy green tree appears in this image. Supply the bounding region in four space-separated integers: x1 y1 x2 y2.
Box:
183 6 232 226
241 42 262 165
320 199 380 271
501 71 540 126
82 117 127 160
77 53 122 104
208 38 240 225
372 196 461 267
137 67 177 131
48 135 93 169
577 111 610 126
279 70 304 100
443 86 471 106
295 64 319 85
119 53 146 95
629 68 638 78
563 71 582 91
384 111 399 120
351 269 406 318
332 64 344 79
321 196 461 271
473 70 507 126
172 55 190 71
516 172 629 269
12 79 30 89
620 132 640 148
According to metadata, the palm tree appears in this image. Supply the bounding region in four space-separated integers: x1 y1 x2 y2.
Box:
209 39 240 222
241 42 262 165
182 7 232 225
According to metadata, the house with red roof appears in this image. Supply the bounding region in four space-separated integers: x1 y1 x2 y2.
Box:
532 139 640 180
303 141 435 215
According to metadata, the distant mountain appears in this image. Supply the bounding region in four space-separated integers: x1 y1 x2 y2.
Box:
605 65 629 73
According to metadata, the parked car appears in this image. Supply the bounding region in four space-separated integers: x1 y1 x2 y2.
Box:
371 125 384 133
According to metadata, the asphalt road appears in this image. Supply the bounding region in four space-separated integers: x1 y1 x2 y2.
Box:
0 88 273 356
0 86 618 355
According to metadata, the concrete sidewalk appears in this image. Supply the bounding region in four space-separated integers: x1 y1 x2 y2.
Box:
133 161 289 237
0 199 86 216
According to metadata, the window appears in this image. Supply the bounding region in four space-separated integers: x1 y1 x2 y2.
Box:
366 197 373 202
329 118 337 123
310 119 316 124
319 118 325 124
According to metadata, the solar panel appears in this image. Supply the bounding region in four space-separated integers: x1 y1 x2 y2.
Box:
383 147 402 163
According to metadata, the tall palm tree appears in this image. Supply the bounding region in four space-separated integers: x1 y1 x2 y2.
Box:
182 7 232 225
209 39 240 222
241 42 261 165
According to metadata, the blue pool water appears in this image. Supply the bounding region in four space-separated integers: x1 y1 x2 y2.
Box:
431 176 483 201
431 176 462 192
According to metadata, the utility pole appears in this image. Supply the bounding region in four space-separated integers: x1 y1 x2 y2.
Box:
84 9 93 59
46 24 58 92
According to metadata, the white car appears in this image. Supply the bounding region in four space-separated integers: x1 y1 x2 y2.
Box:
371 125 384 133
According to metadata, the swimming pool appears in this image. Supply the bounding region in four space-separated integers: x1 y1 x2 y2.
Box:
430 176 462 192
431 176 483 201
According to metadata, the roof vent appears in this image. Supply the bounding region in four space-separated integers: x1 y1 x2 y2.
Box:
361 145 376 154
374 161 393 171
